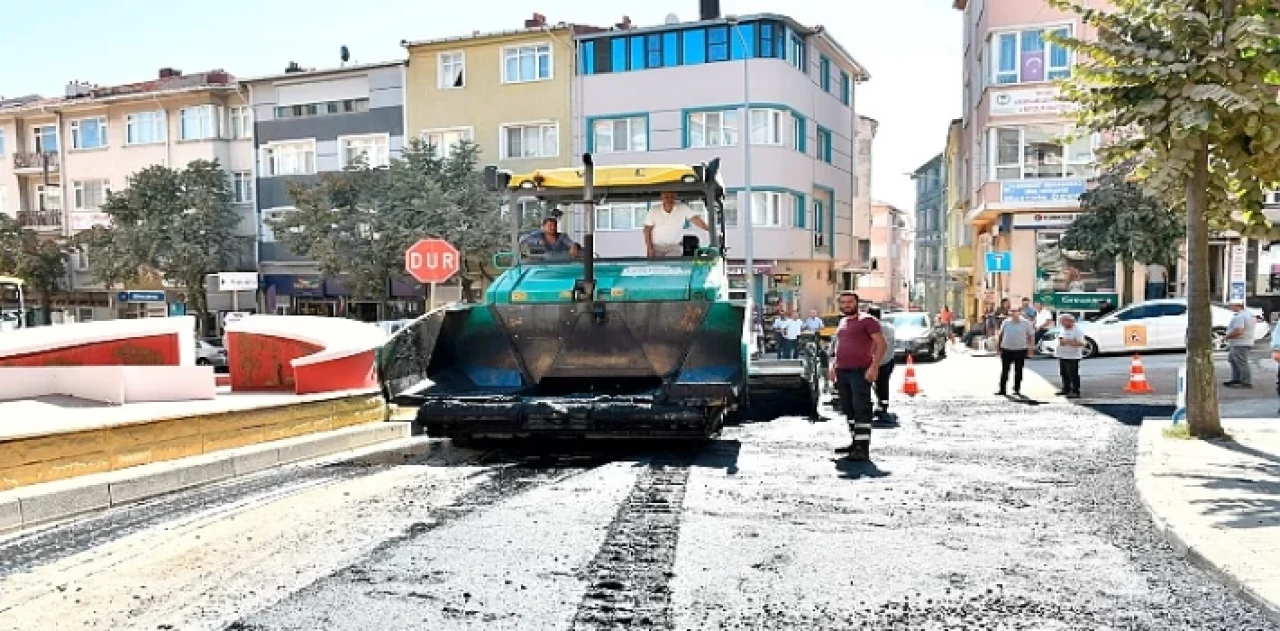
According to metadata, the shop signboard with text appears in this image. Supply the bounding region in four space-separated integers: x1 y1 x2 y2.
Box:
1011 212 1079 230
1001 179 1087 205
1032 291 1120 311
989 87 1079 117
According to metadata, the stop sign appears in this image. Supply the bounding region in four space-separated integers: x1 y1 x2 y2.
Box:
405 238 461 284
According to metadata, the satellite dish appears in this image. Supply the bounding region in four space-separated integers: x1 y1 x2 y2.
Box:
340 45 350 64
665 13 680 25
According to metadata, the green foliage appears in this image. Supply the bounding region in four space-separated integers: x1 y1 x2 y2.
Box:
269 138 505 303
1061 162 1185 302
1047 0 1280 228
82 159 245 332
0 215 67 321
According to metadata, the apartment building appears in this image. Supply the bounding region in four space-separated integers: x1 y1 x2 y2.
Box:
943 118 973 320
572 5 870 316
851 115 878 283
912 153 946 315
0 69 255 322
241 61 413 321
862 200 910 308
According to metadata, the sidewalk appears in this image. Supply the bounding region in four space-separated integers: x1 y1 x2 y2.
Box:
1137 418 1280 622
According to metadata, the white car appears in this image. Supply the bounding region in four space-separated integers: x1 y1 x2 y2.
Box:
1037 299 1268 358
196 339 228 367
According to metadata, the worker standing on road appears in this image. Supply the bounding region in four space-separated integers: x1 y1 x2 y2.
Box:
868 307 897 423
828 291 887 462
996 309 1035 397
1054 313 1085 398
1224 299 1254 388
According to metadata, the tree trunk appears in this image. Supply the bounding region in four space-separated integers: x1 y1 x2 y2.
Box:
1185 139 1224 438
39 290 54 326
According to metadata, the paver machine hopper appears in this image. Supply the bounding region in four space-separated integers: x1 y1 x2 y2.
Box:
377 155 750 441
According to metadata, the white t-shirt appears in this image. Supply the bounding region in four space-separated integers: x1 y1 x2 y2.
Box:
781 318 803 340
1035 308 1055 329
644 203 698 246
1056 326 1086 360
1147 264 1167 283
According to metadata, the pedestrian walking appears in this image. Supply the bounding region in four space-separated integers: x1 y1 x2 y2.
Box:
1270 322 1280 414
827 291 888 462
1145 263 1168 300
1224 299 1255 388
868 307 897 422
1054 313 1085 398
996 309 1036 396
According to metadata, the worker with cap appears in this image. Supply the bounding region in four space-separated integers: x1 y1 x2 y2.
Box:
1224 298 1255 388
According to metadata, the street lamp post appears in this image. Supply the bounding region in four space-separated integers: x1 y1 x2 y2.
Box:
726 16 757 320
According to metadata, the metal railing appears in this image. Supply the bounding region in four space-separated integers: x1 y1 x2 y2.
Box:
17 210 63 229
12 151 59 171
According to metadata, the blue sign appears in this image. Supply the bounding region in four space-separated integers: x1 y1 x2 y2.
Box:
1230 281 1247 301
168 302 186 316
985 251 1013 273
1001 179 1086 204
116 291 166 303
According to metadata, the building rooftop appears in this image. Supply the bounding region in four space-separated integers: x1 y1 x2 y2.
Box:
239 60 405 84
0 69 237 116
402 13 605 48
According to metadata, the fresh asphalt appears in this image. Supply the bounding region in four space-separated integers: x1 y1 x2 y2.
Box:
0 364 1275 630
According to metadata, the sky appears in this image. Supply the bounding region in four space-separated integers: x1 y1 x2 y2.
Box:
0 0 960 211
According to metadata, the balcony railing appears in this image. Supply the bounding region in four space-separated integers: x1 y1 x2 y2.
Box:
12 151 59 171
17 209 63 229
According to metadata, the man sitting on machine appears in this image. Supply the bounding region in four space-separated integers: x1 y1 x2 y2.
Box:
643 191 710 258
521 217 579 261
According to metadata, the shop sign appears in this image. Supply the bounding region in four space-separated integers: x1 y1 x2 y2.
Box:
727 265 773 276
69 212 111 231
116 291 166 303
168 303 187 317
218 272 259 292
1001 179 1087 204
1033 291 1119 311
989 87 1078 117
1012 212 1079 230
292 277 324 297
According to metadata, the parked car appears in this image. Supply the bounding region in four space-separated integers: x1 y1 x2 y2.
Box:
1036 298 1267 358
196 339 228 370
883 312 949 362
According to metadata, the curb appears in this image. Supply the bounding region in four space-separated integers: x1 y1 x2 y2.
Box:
1134 418 1280 624
0 421 411 534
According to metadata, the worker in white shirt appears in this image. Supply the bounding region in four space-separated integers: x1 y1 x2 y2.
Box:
803 309 824 335
643 192 710 258
1034 302 1055 345
778 310 803 359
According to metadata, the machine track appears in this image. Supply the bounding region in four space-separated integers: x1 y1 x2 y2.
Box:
571 454 694 630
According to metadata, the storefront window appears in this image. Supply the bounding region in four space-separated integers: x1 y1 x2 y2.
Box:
1035 231 1117 294
989 125 1095 181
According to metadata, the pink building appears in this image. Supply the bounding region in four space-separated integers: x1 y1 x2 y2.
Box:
859 200 910 308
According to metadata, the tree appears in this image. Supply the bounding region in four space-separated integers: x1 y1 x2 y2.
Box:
0 216 67 325
82 159 244 335
1047 0 1280 438
1060 162 1186 305
271 138 505 310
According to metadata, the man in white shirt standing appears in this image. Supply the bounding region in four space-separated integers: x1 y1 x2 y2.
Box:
1054 313 1086 398
778 310 803 359
1224 299 1255 388
643 192 710 258
1146 263 1168 300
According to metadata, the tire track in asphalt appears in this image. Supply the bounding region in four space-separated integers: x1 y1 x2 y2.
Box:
571 454 695 631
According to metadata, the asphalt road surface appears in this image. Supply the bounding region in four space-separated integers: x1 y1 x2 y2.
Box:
1 363 1276 630
1023 348 1279 417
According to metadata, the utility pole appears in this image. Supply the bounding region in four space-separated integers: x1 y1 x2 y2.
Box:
727 15 757 321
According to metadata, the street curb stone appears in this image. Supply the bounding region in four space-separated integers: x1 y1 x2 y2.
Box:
0 421 411 534
1134 418 1280 625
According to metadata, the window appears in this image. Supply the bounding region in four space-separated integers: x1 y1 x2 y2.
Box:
180 105 217 140
73 180 108 210
74 248 90 273
273 98 368 119
32 125 57 153
817 127 833 163
813 199 826 248
793 115 807 152
988 126 1095 180
1266 191 1280 205
749 109 785 146
422 127 473 157
228 106 251 139
502 44 552 83
36 184 61 211
819 56 831 91
687 110 739 148
260 140 316 176
261 207 297 243
126 111 166 145
439 52 465 88
339 134 390 168
991 26 1072 85
70 117 108 149
231 171 253 203
501 122 558 159
0 186 7 215
0 130 6 155
682 30 706 65
707 27 730 62
749 191 790 227
577 20 807 76
787 32 807 71
839 71 851 105
592 116 647 153
595 203 650 231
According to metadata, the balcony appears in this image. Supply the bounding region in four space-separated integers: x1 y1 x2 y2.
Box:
17 209 63 231
13 151 59 173
947 245 974 271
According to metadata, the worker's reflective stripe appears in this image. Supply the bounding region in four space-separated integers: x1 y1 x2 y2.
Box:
852 423 873 430
853 435 871 442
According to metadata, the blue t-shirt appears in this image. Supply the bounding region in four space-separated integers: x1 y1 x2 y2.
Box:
522 231 576 260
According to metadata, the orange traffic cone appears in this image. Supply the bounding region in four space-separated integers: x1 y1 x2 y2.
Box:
900 355 922 397
1124 354 1154 394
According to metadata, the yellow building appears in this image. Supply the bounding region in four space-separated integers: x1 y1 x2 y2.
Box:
942 118 975 323
403 14 583 185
